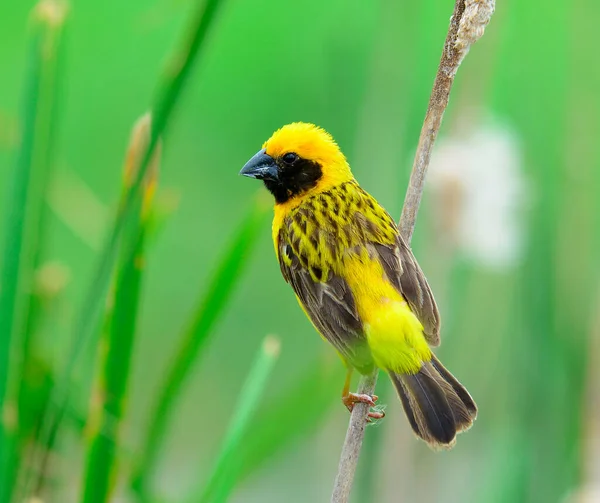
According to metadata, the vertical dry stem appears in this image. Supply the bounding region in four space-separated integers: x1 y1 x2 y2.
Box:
400 0 495 242
330 372 378 502
331 1 494 502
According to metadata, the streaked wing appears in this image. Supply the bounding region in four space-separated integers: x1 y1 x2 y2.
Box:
277 228 371 368
374 236 441 346
351 185 441 346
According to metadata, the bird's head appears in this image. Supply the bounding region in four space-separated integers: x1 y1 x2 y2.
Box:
240 122 353 204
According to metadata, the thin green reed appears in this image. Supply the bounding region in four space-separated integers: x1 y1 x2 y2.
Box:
132 195 270 501
28 0 229 492
520 5 569 503
492 0 572 501
559 1 600 492
0 2 67 500
66 0 229 390
187 358 339 501
81 115 161 503
196 336 281 503
235 357 340 483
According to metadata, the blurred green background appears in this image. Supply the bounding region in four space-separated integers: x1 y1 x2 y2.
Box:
1 0 599 502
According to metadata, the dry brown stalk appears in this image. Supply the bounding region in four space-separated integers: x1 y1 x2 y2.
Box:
331 1 495 501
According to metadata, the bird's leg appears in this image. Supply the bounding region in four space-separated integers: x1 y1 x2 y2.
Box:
341 368 385 421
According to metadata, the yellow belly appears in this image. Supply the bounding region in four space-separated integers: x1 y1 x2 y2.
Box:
343 250 432 374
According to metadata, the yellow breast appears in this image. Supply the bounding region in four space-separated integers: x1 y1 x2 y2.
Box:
343 249 431 374
272 181 432 374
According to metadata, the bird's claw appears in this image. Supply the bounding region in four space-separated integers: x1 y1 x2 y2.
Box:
366 410 385 422
343 392 378 409
342 392 385 421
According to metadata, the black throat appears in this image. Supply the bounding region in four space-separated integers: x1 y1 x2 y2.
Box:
264 158 323 204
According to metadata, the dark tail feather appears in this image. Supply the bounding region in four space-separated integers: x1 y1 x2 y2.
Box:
430 354 477 420
389 357 477 449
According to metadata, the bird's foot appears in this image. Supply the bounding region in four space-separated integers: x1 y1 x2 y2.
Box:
342 392 385 421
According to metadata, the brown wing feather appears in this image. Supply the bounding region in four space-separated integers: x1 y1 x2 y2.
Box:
350 187 441 346
278 231 372 371
372 233 441 346
398 236 440 345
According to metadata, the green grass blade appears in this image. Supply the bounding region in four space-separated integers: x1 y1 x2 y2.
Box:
80 115 160 503
131 194 270 500
68 0 229 390
235 357 340 480
0 2 67 500
195 336 281 503
29 0 229 491
491 1 571 500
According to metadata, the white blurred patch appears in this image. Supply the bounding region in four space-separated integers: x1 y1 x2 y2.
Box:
562 486 600 503
427 117 527 269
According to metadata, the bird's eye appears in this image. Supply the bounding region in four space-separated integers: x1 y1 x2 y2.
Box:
282 152 299 165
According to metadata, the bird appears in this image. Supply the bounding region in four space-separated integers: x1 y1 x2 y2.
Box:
239 122 477 448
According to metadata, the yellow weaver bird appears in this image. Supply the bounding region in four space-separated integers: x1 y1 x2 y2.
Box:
240 122 477 448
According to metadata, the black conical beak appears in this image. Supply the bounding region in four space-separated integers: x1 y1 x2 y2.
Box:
239 148 279 181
